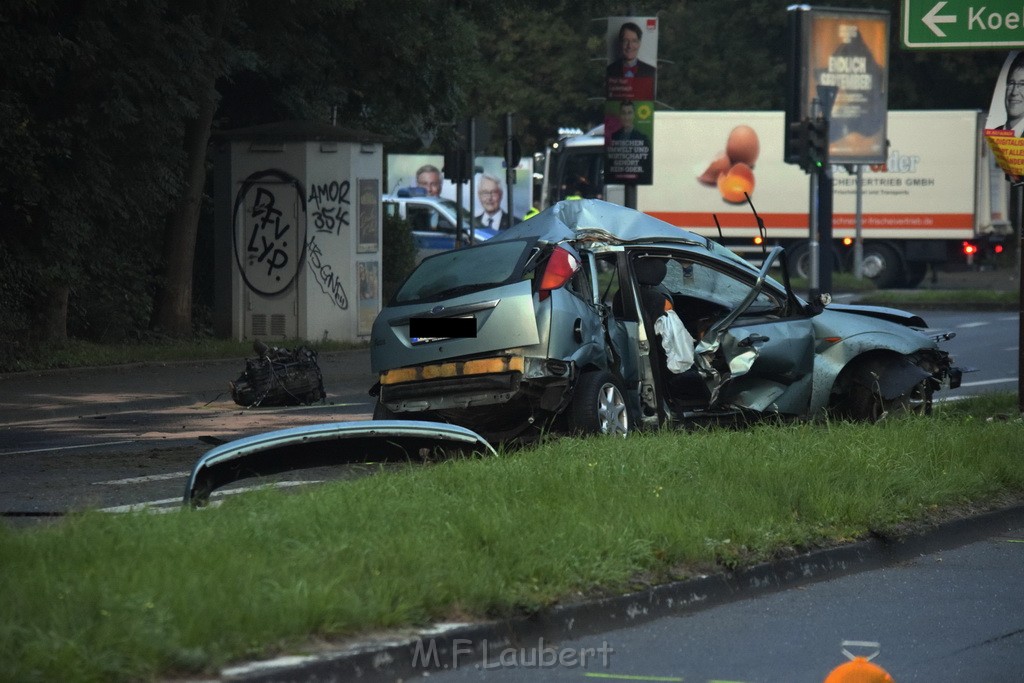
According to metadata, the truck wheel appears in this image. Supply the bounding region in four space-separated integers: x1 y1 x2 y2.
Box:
902 262 928 288
786 242 840 282
860 243 903 289
570 370 629 436
786 243 813 280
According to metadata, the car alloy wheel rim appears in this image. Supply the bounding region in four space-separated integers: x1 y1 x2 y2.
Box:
598 382 628 436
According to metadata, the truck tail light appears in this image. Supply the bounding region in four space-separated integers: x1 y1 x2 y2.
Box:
962 241 978 256
538 246 580 301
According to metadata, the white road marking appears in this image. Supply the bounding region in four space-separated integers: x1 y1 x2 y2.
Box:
960 378 1018 388
3 440 138 456
956 322 989 329
94 471 191 485
99 480 323 513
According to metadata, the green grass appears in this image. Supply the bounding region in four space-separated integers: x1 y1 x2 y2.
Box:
0 338 366 374
854 288 1019 309
790 271 878 293
1 394 1022 682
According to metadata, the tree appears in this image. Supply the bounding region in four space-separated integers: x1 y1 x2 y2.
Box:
152 0 480 336
0 0 205 343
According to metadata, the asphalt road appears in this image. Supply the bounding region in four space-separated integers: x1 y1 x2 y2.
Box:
0 349 378 516
421 523 1024 683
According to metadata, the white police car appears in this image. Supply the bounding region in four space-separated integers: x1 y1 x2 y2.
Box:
383 189 498 262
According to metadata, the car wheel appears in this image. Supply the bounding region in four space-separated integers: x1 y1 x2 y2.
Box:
570 370 629 436
843 371 934 422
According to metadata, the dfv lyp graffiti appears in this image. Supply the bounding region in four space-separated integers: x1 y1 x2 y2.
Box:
233 169 307 297
233 168 351 311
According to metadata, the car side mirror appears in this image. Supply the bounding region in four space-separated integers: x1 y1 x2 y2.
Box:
807 292 832 315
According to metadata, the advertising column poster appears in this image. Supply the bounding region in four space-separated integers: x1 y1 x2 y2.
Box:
604 17 657 186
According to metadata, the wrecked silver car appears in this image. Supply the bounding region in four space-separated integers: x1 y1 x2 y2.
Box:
369 200 960 441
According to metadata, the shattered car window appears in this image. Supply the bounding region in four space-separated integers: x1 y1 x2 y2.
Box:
664 259 781 314
393 239 534 305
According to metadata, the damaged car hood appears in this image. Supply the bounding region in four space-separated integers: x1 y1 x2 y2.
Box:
825 302 927 328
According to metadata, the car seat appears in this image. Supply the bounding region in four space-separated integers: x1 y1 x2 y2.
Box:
633 257 711 411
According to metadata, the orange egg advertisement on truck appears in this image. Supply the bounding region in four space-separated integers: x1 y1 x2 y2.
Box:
638 110 995 242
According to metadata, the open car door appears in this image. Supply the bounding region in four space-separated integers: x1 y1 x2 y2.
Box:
697 247 815 415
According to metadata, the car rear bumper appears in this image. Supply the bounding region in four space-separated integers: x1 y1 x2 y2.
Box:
378 355 525 411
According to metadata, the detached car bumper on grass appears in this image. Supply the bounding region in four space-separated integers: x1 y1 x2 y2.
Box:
369 200 961 442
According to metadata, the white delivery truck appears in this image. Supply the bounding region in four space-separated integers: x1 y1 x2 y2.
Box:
539 110 1011 288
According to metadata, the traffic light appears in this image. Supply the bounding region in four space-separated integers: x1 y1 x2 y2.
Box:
807 116 830 171
443 149 472 184
785 119 811 173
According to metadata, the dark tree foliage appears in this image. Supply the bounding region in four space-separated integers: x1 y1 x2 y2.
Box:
0 0 1011 348
0 0 209 343
380 212 417 303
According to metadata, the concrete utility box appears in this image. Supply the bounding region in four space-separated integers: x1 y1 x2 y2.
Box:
214 121 386 343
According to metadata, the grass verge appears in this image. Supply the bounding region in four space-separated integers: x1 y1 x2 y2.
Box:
853 288 1019 309
1 394 1022 682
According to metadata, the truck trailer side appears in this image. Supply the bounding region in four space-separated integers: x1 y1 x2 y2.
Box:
541 110 1010 288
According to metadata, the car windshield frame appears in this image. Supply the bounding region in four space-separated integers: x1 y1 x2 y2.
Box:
392 238 537 305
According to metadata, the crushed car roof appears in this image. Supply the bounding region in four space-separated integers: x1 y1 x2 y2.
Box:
490 199 710 247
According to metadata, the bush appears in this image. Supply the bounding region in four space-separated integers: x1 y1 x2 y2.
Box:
382 211 417 302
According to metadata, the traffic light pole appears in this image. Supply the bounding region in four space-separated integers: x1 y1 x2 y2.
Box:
817 163 833 295
808 169 820 299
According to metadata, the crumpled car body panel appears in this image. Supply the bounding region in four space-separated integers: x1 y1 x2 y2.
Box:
184 420 495 506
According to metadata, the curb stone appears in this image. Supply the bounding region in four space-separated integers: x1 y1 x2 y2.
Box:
219 504 1024 682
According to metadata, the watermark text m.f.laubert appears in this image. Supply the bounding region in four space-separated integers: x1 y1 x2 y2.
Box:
412 637 614 671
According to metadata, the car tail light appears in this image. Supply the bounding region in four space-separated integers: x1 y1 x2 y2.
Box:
538 246 580 301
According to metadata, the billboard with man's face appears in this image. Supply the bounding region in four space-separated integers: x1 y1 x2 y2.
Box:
605 16 658 186
386 154 533 219
984 50 1024 178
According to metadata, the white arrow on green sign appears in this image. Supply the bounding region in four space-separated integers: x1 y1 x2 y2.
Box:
903 0 1024 49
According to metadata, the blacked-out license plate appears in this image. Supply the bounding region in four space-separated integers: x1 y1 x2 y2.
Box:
409 315 476 344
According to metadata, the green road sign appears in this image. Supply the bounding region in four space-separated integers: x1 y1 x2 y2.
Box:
903 0 1024 49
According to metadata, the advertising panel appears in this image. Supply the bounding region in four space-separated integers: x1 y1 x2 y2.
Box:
796 8 889 165
604 99 654 185
984 50 1024 178
386 154 533 221
605 16 657 186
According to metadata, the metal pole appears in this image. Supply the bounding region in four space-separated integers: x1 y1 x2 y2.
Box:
1015 182 1023 414
505 112 515 224
469 118 476 245
625 184 637 210
808 170 820 300
854 165 864 279
817 164 833 294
